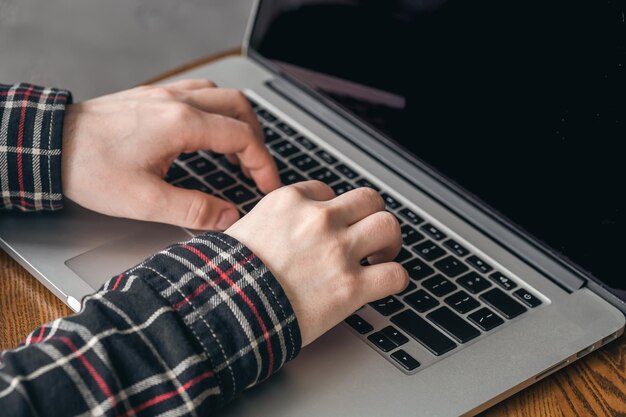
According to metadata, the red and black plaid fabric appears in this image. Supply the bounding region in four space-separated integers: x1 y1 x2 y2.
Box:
0 83 71 211
0 84 302 415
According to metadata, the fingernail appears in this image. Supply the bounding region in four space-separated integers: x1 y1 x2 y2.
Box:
216 209 239 231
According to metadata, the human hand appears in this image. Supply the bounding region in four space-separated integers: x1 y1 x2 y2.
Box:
225 181 408 347
61 79 281 230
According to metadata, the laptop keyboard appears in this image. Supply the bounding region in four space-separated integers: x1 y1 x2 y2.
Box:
166 96 546 374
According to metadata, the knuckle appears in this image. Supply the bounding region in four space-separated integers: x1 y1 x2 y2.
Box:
314 205 336 227
309 179 333 193
379 210 400 231
357 186 383 206
167 102 195 123
148 86 176 100
275 184 304 202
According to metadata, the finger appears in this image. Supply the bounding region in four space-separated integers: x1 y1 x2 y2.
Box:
329 187 385 225
348 210 402 263
136 176 240 230
290 180 336 201
182 88 263 141
164 79 217 91
179 110 281 193
358 262 409 303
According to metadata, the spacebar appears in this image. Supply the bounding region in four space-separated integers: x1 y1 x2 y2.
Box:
391 310 457 356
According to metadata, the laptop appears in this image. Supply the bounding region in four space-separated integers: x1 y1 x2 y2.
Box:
1 0 625 415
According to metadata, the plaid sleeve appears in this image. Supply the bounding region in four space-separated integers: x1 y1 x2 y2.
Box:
0 83 71 211
0 232 301 416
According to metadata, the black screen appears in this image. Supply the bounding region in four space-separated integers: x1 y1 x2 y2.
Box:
250 0 626 301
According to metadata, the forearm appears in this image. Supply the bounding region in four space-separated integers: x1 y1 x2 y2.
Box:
0 83 71 211
0 232 301 416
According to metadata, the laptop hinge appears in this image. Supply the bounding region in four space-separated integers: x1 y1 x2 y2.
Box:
266 77 588 295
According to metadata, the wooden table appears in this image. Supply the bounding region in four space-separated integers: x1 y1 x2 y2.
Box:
1 49 625 417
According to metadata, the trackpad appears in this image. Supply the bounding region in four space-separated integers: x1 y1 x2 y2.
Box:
65 224 192 290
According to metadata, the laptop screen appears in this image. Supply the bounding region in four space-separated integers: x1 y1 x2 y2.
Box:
249 0 625 302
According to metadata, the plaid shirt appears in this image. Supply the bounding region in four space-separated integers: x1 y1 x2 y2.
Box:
0 83 302 416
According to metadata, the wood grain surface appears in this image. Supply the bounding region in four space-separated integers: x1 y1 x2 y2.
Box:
1 50 624 416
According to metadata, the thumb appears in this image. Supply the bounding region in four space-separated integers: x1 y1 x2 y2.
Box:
138 177 240 230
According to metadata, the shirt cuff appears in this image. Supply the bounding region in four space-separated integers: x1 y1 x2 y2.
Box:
135 232 302 406
0 83 72 211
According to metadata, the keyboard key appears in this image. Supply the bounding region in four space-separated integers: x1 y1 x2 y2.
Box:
368 332 397 352
467 255 493 274
391 310 457 356
403 258 434 280
480 288 527 319
370 296 404 316
381 326 409 347
513 288 542 308
345 314 373 334
468 307 504 331
186 157 217 175
237 173 256 188
421 223 447 240
404 289 439 313
391 349 420 371
354 178 380 191
457 272 492 294
275 122 298 136
412 240 446 261
396 281 417 296
427 307 481 343
165 164 188 182
381 193 401 209
315 149 338 165
445 291 480 314
271 140 300 158
205 171 236 190
263 126 282 143
178 177 211 193
434 255 469 277
395 248 412 263
443 239 470 257
401 225 425 245
332 182 354 195
242 200 260 213
217 157 240 174
422 275 458 297
489 272 518 290
223 185 256 204
280 170 306 185
289 154 320 172
336 164 359 179
398 208 424 225
257 108 277 122
178 152 198 161
294 135 317 150
309 167 340 184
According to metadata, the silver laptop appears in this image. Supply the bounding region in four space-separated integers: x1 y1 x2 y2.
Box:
1 0 625 415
